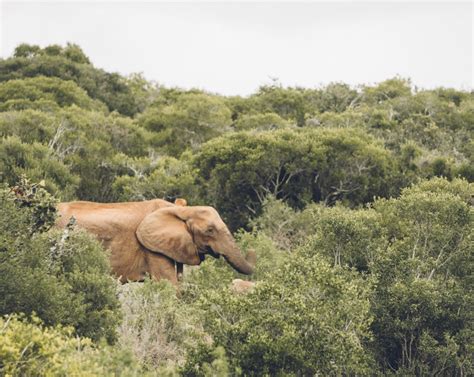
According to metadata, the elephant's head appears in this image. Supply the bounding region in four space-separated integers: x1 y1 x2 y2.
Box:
136 206 255 275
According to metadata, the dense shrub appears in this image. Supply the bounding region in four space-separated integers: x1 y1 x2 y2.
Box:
138 92 233 156
234 112 293 131
0 181 121 343
0 314 139 377
111 154 199 204
194 128 397 229
0 43 140 116
232 178 473 376
0 136 79 199
0 76 106 112
370 179 473 375
189 252 374 376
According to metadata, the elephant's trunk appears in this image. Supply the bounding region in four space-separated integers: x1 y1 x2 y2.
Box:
222 237 256 275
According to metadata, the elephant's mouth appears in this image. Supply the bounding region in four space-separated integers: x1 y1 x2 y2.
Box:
203 246 221 259
199 246 221 261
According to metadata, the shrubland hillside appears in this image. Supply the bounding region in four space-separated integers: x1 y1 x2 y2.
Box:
0 44 472 376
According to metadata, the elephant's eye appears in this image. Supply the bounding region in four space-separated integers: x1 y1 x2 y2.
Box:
205 226 215 235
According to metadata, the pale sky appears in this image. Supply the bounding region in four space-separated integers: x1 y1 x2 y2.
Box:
1 1 472 95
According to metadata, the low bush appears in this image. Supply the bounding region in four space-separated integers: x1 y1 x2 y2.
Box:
189 251 374 376
0 314 139 376
0 179 121 343
118 279 208 372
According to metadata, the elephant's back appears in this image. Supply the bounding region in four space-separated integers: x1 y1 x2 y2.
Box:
58 199 172 211
56 200 170 233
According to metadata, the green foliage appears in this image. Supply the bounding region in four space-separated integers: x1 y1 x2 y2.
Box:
234 112 293 131
0 109 57 144
111 154 199 203
0 76 106 112
0 43 472 375
181 345 230 377
8 176 58 232
238 178 473 375
193 252 374 375
252 84 311 126
303 205 386 271
248 195 301 250
0 136 79 199
362 77 412 104
0 44 139 115
139 92 232 156
243 82 358 126
315 82 359 113
195 128 396 229
0 106 149 201
370 179 473 375
14 43 91 64
51 107 148 201
0 314 139 376
126 72 161 113
0 183 121 343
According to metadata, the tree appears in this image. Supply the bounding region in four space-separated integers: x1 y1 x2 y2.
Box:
0 44 139 116
234 112 293 131
0 76 106 112
370 178 473 375
13 43 41 59
139 92 232 156
194 128 396 229
362 77 412 104
251 84 310 126
111 154 199 203
302 205 385 271
316 82 358 113
0 136 79 199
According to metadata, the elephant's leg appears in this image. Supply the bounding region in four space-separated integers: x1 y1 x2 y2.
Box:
145 251 178 286
176 262 184 281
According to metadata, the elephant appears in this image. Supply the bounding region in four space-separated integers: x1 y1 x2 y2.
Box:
56 198 256 284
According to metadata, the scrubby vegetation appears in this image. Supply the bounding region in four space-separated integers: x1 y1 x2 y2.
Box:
0 44 472 376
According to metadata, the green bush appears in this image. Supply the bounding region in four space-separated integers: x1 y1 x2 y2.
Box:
192 251 374 375
0 136 79 199
302 205 386 272
370 178 473 375
111 154 199 204
139 92 232 156
0 44 140 116
234 112 293 131
0 181 121 343
0 76 106 112
194 128 397 230
0 314 139 377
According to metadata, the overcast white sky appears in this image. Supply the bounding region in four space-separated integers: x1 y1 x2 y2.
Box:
0 1 472 95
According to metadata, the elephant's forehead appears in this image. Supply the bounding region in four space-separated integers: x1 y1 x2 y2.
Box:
191 206 220 217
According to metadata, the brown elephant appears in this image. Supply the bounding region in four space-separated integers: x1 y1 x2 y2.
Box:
56 199 255 284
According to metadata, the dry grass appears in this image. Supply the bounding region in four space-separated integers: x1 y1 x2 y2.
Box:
117 280 207 372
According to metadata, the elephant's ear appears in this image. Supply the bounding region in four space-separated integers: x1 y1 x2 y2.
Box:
136 207 201 265
174 198 187 206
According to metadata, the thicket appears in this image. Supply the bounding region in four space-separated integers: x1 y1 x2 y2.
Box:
0 179 121 343
0 44 472 375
